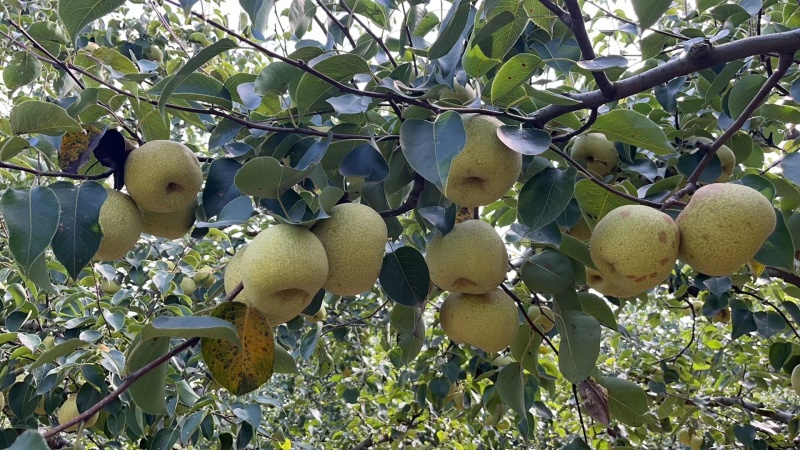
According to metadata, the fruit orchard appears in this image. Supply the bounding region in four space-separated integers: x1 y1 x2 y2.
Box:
4 0 800 449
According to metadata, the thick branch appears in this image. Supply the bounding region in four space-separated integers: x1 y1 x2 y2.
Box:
563 0 615 98
537 0 571 24
531 30 800 126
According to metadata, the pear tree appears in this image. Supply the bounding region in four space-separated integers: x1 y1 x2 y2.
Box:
3 1 800 449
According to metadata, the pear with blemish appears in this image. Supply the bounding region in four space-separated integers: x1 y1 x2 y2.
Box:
589 205 680 295
585 267 642 298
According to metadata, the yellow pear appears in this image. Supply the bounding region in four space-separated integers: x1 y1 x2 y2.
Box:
224 247 250 304
311 203 388 296
95 189 142 260
124 140 203 213
444 114 522 207
440 288 518 353
791 364 800 395
240 225 329 326
193 266 216 288
585 267 642 298
570 133 619 177
426 219 508 294
676 183 776 276
140 200 197 239
589 205 679 295
695 137 736 183
58 394 99 432
304 304 327 323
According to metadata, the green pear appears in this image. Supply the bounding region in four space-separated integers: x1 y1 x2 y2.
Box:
791 364 800 395
677 428 692 446
101 279 121 294
95 189 142 260
527 305 556 333
193 266 216 288
180 277 197 295
58 393 99 432
690 435 703 450
695 137 736 183
224 247 250 303
676 183 776 276
311 203 387 296
0 392 4 412
589 205 680 295
124 140 203 213
304 304 327 323
240 225 329 326
585 267 642 298
140 200 197 239
426 219 508 294
570 133 619 177
440 288 518 353
444 114 522 207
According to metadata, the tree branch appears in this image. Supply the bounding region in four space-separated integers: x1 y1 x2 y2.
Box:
314 0 357 47
337 0 397 68
500 283 559 355
537 0 571 24
378 175 425 217
0 161 113 181
563 0 616 98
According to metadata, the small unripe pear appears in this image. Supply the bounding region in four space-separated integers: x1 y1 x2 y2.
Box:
305 304 327 323
791 364 800 395
527 305 556 333
677 428 692 445
101 279 121 294
570 133 619 176
690 435 703 450
180 277 197 295
676 183 776 276
193 266 216 288
712 307 730 324
440 289 518 353
695 137 736 183
58 394 99 432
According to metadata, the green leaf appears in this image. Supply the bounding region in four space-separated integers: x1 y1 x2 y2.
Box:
491 54 542 104
520 249 575 295
295 54 371 115
10 101 82 135
590 110 673 155
729 74 766 120
497 126 552 156
632 0 672 30
58 0 126 44
510 324 542 374
235 156 315 199
149 73 232 109
553 308 601 384
3 52 42 90
574 179 637 229
428 0 471 59
559 234 595 269
239 0 276 40
577 293 618 331
29 338 88 370
9 430 49 450
126 337 170 414
203 159 243 218
496 362 528 427
92 47 138 74
518 167 577 230
379 246 430 307
528 88 583 106
0 136 33 161
141 316 241 347
157 38 238 115
754 210 794 271
597 376 649 427
49 181 106 280
274 345 298 374
0 187 60 277
399 111 466 192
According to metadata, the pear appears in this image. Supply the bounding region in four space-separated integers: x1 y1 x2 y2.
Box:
570 133 619 177
124 140 203 213
311 203 388 296
240 225 329 326
304 304 327 323
180 277 197 295
712 307 730 323
224 248 250 303
426 219 508 294
527 305 556 333
58 393 99 432
791 364 800 395
140 200 197 239
444 114 522 207
690 436 703 450
440 288 518 353
0 392 4 412
677 428 692 446
676 183 776 276
585 267 642 298
193 266 216 288
695 137 736 183
589 205 680 295
95 189 142 260
101 279 121 294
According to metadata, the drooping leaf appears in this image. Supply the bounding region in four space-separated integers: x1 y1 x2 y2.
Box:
140 316 241 346
754 210 794 271
29 338 89 370
578 378 610 426
339 144 390 184
10 101 82 135
553 308 601 384
590 110 674 155
126 337 170 414
518 167 577 230
399 111 466 192
632 0 672 31
428 0 470 59
379 246 430 307
49 181 107 280
58 0 126 44
496 363 528 428
239 0 276 40
203 159 243 218
0 187 61 277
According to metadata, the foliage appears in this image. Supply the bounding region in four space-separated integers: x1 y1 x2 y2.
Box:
1 0 800 449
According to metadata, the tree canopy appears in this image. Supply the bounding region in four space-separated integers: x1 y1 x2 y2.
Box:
2 0 800 449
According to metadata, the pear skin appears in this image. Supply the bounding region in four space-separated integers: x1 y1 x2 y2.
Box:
440 289 518 353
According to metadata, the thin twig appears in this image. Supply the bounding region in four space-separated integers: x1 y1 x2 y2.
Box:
315 0 357 47
657 298 696 363
735 286 800 342
0 161 112 180
500 283 559 355
378 175 425 217
572 383 588 442
563 0 616 98
551 108 598 143
322 298 390 336
337 0 398 67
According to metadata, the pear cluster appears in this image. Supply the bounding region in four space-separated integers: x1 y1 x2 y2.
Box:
427 220 517 353
224 203 388 326
94 140 203 261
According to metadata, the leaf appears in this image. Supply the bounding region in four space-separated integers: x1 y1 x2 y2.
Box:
8 430 49 450
29 338 88 369
49 181 106 280
729 74 766 120
58 0 126 44
428 0 470 59
326 94 372 115
274 345 298 374
632 0 672 30
554 309 601 383
511 324 542 374
378 246 430 307
491 54 542 104
496 363 528 427
577 293 618 331
295 55 371 115
0 187 61 277
141 316 241 346
10 101 82 135
497 126 552 156
576 55 629 71
573 179 638 229
126 337 170 414
754 210 794 271
239 0 276 40
235 156 315 199
157 39 238 115
0 136 33 161
578 378 610 426
203 159 243 218
201 303 275 396
288 0 315 39
518 167 577 230
92 47 139 75
597 376 649 427
339 144 390 184
3 52 42 90
591 110 673 155
753 311 787 339
399 111 466 192
781 152 800 186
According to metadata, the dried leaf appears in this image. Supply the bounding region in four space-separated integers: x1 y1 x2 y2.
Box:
578 377 610 426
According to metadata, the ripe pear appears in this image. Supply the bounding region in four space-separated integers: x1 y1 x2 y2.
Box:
193 266 216 288
444 114 522 207
570 133 619 177
101 279 121 294
180 277 197 295
426 220 508 294
311 203 388 296
224 248 250 303
695 137 736 183
58 394 99 432
124 140 203 213
585 267 641 298
590 205 679 295
791 364 800 395
240 225 329 326
676 183 776 276
95 189 142 260
440 288 518 353
140 200 197 239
